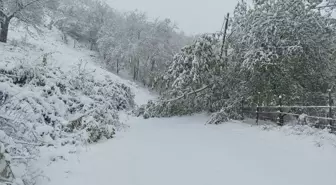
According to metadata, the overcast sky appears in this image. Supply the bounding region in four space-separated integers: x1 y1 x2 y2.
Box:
106 0 242 35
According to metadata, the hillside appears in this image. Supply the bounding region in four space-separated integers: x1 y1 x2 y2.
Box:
0 24 153 185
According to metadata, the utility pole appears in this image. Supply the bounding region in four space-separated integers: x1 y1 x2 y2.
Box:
220 13 230 61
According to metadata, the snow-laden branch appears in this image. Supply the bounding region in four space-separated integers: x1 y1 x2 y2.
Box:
163 85 209 103
8 0 42 20
316 4 336 9
0 176 13 184
67 109 97 124
249 111 336 121
257 105 336 109
0 115 18 132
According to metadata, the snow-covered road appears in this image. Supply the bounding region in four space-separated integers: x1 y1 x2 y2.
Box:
45 114 336 185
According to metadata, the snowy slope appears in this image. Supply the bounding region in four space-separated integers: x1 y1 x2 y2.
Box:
0 24 154 184
1 24 154 105
41 114 336 185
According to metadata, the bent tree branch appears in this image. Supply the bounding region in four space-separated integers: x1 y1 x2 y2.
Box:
164 85 209 103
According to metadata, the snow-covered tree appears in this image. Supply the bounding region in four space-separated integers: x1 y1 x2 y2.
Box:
229 0 336 105
96 9 190 87
55 0 107 44
142 33 228 117
0 0 58 43
142 0 336 122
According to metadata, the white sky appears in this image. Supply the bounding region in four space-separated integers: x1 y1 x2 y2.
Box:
106 0 242 35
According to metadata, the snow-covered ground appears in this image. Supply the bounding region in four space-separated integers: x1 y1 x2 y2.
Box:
41 114 336 185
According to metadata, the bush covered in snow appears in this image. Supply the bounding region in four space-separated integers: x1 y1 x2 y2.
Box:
206 105 244 125
206 110 229 125
0 56 135 184
139 99 198 119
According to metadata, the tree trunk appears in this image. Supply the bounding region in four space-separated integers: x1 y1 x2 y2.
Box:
150 59 155 88
132 57 136 80
150 59 155 72
48 20 54 30
90 41 93 50
133 57 140 81
116 58 119 74
136 58 140 80
0 18 10 43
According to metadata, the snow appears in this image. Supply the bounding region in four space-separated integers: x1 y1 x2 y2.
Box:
299 113 308 124
0 23 139 184
1 23 152 104
2 20 336 185
41 114 336 185
36 125 54 136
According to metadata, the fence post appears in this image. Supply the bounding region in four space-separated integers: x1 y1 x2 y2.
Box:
256 92 260 125
328 89 333 128
277 95 284 126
